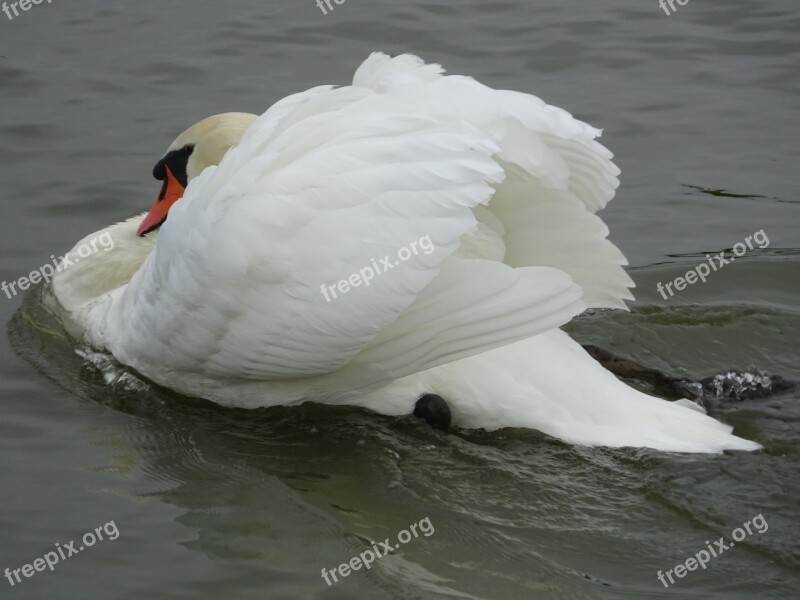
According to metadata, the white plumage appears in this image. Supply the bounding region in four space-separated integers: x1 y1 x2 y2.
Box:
52 53 760 453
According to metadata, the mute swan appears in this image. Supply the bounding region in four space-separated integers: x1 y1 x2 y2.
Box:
52 52 761 453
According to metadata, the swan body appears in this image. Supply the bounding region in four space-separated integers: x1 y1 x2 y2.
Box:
52 53 760 453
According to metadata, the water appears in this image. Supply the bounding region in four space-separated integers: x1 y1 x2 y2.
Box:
1 1 798 598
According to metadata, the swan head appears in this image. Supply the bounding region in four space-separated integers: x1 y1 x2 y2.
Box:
137 112 257 236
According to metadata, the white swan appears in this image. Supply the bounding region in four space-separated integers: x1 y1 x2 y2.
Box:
52 52 760 453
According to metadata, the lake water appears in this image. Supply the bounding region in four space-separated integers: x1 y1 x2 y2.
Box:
1 1 798 598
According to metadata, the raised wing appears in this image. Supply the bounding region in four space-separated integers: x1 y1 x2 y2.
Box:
353 53 634 308
106 53 626 392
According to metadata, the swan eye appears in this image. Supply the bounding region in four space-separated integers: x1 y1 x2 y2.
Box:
152 144 194 187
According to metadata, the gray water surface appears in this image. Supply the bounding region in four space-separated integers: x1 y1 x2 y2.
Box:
1 1 799 598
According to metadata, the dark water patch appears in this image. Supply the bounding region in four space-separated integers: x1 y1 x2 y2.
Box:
683 184 768 200
0 62 44 96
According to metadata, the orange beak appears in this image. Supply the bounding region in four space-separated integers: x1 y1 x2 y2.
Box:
137 166 186 237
